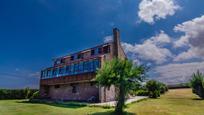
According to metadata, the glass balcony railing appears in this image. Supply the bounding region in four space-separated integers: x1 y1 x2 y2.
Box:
41 58 101 79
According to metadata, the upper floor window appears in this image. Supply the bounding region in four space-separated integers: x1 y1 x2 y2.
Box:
60 58 65 64
103 45 110 54
98 47 102 54
70 55 75 61
91 49 95 56
77 53 84 59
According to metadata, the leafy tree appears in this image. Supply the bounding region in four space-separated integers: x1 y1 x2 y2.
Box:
190 70 204 99
96 58 146 115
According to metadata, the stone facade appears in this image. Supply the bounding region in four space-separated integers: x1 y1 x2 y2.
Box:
40 28 126 103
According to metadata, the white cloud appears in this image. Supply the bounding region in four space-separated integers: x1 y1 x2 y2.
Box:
122 31 173 64
174 15 204 61
138 0 180 24
152 61 204 84
104 35 113 43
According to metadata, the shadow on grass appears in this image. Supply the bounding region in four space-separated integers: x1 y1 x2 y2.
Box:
17 100 87 109
192 98 203 100
91 111 136 115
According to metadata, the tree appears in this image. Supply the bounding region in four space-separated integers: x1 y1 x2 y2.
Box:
96 58 146 115
190 70 204 99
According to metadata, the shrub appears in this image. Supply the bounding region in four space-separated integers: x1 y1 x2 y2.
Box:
135 89 149 96
190 70 204 99
146 80 161 98
29 91 40 100
0 88 38 100
159 82 168 94
24 87 32 99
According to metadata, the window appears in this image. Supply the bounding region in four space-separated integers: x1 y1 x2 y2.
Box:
71 85 77 93
88 60 94 71
65 66 70 75
54 85 60 89
103 45 110 54
70 55 75 61
91 49 95 56
60 58 65 64
98 47 102 54
74 63 79 74
78 62 83 73
83 61 88 72
90 82 96 86
77 53 84 59
70 64 74 75
47 70 52 78
59 67 64 75
52 68 58 76
93 59 100 70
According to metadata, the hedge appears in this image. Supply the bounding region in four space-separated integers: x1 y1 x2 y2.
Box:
0 89 38 100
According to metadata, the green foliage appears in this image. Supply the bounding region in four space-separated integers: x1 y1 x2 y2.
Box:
146 80 168 98
159 82 168 94
24 87 31 99
135 89 149 96
96 58 147 114
0 88 38 100
190 70 204 99
29 91 40 100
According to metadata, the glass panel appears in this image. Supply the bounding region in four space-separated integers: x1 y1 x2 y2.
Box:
41 59 101 79
59 67 65 75
78 62 83 73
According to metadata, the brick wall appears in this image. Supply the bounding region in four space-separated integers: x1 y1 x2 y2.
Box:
48 82 99 101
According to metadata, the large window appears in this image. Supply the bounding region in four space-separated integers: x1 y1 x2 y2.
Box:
41 59 101 79
59 67 64 75
47 70 52 78
52 68 58 76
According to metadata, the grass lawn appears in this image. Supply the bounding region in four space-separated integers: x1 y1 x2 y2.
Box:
0 88 203 115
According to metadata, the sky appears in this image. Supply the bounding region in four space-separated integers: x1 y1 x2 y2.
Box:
0 0 204 88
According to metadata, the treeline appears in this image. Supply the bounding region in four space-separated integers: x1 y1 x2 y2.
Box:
0 88 38 100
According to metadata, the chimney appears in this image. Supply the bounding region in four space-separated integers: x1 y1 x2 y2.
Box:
113 28 120 58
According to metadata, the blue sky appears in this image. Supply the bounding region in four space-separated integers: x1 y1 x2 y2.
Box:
0 0 204 88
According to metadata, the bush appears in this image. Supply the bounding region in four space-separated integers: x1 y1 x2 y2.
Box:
190 70 204 99
146 80 161 98
135 89 149 96
159 82 168 94
29 91 40 100
0 88 38 100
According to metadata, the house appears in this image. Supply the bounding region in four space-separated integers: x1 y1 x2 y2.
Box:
40 28 126 102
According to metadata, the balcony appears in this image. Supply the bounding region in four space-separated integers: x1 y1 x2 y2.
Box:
41 57 101 80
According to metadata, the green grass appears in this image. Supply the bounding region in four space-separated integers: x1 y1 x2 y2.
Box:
127 88 204 115
0 88 203 115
